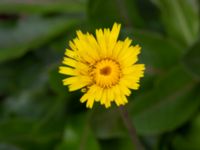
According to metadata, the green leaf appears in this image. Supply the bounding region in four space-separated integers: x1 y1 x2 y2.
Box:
136 0 161 31
0 52 67 149
0 118 63 150
151 0 199 46
122 29 183 73
88 0 144 27
0 90 67 149
172 111 200 150
48 65 69 97
99 137 135 150
0 64 16 95
0 46 54 95
0 0 86 14
90 106 126 139
0 143 21 150
183 38 200 80
56 114 100 150
90 107 141 149
0 16 78 63
131 65 200 135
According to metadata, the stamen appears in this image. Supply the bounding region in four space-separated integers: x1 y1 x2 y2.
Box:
89 58 121 88
100 66 111 75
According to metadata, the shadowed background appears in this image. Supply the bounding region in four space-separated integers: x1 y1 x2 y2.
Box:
0 0 200 150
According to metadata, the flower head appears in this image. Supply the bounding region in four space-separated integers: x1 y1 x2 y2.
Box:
59 23 145 108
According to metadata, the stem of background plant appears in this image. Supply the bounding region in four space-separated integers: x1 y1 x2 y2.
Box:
118 106 144 150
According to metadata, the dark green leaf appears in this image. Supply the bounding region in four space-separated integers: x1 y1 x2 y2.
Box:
99 137 135 150
0 118 61 150
122 29 183 73
0 93 66 149
90 106 126 139
0 53 67 149
131 65 200 135
183 38 200 80
0 64 16 95
136 0 161 31
56 113 100 150
0 143 21 150
48 65 69 97
151 0 199 46
88 0 144 27
172 111 200 150
0 0 86 14
0 16 78 63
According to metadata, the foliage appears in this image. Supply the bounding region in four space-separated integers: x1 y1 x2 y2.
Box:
0 0 199 149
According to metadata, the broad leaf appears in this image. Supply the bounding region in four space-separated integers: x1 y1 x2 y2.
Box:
48 65 69 97
131 65 200 135
183 38 200 80
151 0 199 46
56 114 100 150
122 29 183 73
88 0 144 27
0 0 86 14
172 111 200 150
99 137 135 150
0 16 78 63
0 52 67 149
90 106 126 139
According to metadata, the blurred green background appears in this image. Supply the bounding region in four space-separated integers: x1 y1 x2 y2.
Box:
0 0 200 150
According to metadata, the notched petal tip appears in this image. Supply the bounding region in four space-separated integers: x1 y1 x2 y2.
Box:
142 64 146 70
113 22 121 29
134 44 141 51
80 93 88 103
76 30 82 35
76 30 87 40
105 104 111 109
58 66 68 75
86 99 94 108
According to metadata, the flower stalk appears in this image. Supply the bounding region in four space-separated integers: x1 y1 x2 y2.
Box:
118 106 144 150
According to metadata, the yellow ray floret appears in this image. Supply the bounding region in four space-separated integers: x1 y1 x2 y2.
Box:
59 22 145 108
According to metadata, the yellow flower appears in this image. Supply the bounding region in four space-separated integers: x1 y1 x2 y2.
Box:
59 23 145 108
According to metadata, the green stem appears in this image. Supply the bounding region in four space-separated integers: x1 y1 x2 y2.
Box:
118 106 144 150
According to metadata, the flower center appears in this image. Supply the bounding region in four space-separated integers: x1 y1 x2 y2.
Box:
100 66 111 75
90 59 121 88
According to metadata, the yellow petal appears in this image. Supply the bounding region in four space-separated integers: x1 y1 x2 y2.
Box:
119 45 141 67
94 86 103 102
112 41 123 59
65 49 75 58
80 93 89 103
104 89 111 108
96 29 107 57
118 81 131 96
62 57 76 67
63 76 91 91
69 40 77 51
109 23 121 51
59 66 77 76
73 38 95 63
117 38 132 58
86 97 95 108
122 64 145 75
